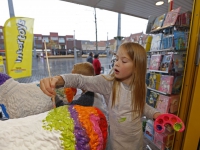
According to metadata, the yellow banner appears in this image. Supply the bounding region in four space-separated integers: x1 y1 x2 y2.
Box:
3 17 34 79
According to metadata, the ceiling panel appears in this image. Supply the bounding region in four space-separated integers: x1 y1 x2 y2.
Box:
61 0 193 19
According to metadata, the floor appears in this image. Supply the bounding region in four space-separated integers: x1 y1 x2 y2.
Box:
4 56 160 149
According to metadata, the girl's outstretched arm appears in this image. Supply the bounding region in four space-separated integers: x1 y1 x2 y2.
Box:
40 74 112 101
40 76 64 97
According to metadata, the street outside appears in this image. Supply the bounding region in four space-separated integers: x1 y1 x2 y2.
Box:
6 56 113 83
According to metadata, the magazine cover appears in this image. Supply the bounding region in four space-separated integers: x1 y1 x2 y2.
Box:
158 75 174 94
162 7 181 28
160 54 173 72
149 54 162 70
150 33 163 51
151 14 166 31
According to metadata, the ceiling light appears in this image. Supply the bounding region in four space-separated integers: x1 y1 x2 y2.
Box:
155 1 164 6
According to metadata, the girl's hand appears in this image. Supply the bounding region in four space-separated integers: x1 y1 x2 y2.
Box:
40 76 64 97
153 112 161 120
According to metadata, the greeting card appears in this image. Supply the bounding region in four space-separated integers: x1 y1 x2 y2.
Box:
158 75 174 94
148 72 161 90
174 31 187 50
156 95 180 114
160 54 173 72
149 54 162 70
151 14 166 31
150 33 163 51
173 54 184 72
162 7 181 28
147 91 159 108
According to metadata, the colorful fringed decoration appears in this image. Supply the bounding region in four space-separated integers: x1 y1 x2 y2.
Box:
64 88 77 103
43 105 108 150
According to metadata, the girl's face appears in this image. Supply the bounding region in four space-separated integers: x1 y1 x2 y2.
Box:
114 47 134 85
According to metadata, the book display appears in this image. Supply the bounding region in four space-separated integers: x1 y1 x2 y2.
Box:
143 7 191 150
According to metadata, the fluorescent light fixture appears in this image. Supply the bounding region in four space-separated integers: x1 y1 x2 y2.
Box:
155 1 164 5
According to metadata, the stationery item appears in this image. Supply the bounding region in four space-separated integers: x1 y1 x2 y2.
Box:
172 76 183 94
176 11 192 26
156 95 180 114
150 33 163 51
148 72 161 90
151 14 166 31
161 34 173 49
144 119 154 141
154 131 174 150
160 54 173 72
158 75 174 94
147 91 159 108
173 54 185 72
149 54 162 70
173 31 187 50
162 7 181 28
144 35 153 52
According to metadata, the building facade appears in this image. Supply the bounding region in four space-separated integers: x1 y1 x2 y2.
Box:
0 25 148 56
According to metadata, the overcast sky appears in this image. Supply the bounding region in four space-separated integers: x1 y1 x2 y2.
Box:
0 0 148 41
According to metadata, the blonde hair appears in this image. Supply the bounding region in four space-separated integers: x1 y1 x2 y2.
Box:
103 42 147 116
72 62 95 76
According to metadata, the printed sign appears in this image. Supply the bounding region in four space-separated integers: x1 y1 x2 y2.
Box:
3 17 34 79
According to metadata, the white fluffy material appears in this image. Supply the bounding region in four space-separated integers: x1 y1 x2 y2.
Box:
0 111 63 150
0 78 52 119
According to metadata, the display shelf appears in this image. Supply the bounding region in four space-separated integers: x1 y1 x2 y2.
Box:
150 25 190 33
148 70 169 74
147 87 169 96
148 48 187 53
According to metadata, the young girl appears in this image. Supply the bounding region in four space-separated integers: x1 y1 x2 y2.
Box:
40 42 160 150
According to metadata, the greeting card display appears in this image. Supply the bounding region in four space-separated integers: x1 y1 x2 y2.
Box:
155 95 180 114
151 14 166 31
149 54 162 70
158 75 174 94
162 7 181 28
150 33 163 51
160 54 173 72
